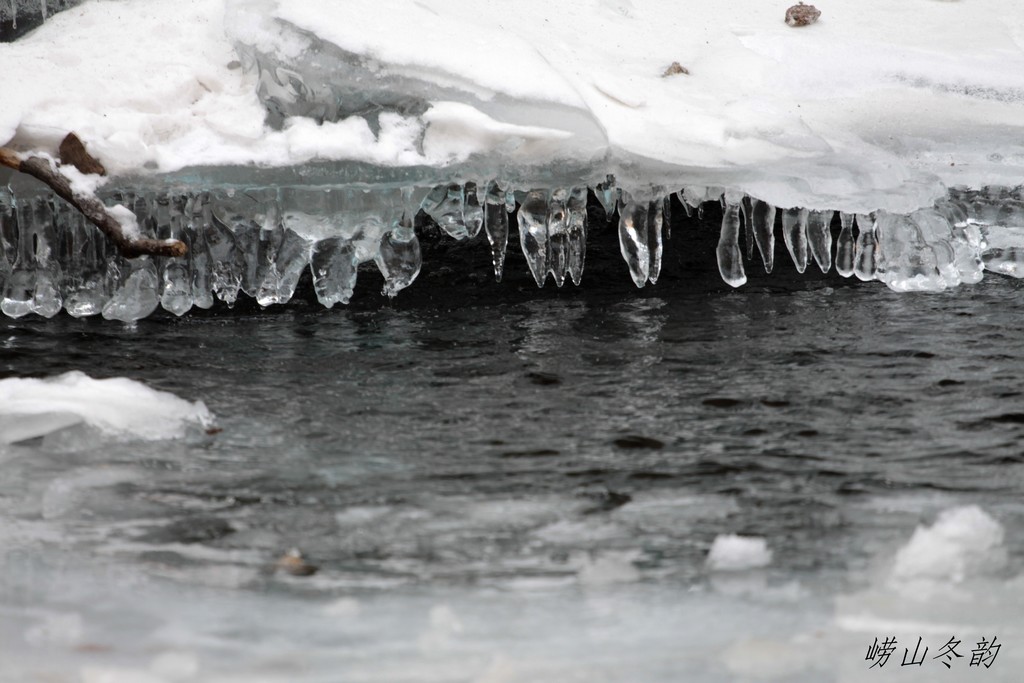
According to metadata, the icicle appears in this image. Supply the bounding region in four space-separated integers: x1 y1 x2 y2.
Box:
781 207 809 273
617 199 650 288
807 210 834 273
749 199 776 273
595 174 618 217
740 195 754 260
255 229 310 306
40 0 46 21
463 181 484 239
2 197 61 319
647 197 664 285
310 237 357 307
375 213 422 298
62 211 110 317
546 188 569 287
102 257 159 322
566 186 587 286
483 180 509 282
158 195 194 316
662 194 673 241
421 183 468 239
188 194 214 310
675 190 693 218
681 187 704 219
717 191 747 288
518 189 549 287
853 213 878 281
835 212 856 278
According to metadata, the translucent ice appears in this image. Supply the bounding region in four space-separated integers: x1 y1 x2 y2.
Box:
748 198 777 274
483 180 509 282
806 210 834 274
717 192 747 288
853 214 878 282
617 199 650 288
518 189 549 287
102 257 159 322
835 212 856 278
566 186 587 286
310 237 357 307
780 207 809 274
546 188 569 287
375 216 422 298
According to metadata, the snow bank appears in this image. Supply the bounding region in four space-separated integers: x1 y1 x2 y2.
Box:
707 534 772 571
0 371 213 443
2 0 1024 213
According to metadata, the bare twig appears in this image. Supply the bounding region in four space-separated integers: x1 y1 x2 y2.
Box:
0 145 186 258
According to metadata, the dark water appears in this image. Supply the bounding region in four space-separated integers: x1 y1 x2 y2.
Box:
1 275 1024 682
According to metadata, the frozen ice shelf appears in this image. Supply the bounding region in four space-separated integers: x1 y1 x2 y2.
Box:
2 179 1023 321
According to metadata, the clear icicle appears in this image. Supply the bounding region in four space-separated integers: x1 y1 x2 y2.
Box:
807 209 834 273
595 174 618 217
256 229 310 306
463 181 484 239
102 257 159 323
2 198 61 319
375 214 422 298
188 194 214 310
483 180 509 282
675 190 693 218
617 200 650 288
311 237 357 307
663 194 673 241
159 195 195 316
546 188 569 287
740 195 754 260
781 207 809 273
518 189 549 287
835 212 856 278
567 187 587 286
421 183 468 239
62 212 110 317
647 198 664 285
750 199 776 273
853 213 878 281
717 192 747 288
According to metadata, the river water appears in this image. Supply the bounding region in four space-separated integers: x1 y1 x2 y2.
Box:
1 269 1023 682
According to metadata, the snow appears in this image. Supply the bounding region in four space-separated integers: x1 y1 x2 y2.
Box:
706 534 772 571
0 371 213 442
891 505 1007 583
2 0 1024 213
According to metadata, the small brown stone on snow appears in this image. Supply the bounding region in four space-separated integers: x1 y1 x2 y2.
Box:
662 61 690 77
785 2 821 27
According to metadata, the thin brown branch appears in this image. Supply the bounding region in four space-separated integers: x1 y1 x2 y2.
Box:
0 146 186 259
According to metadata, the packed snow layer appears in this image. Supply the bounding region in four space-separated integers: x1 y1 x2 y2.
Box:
2 0 1024 212
0 371 213 442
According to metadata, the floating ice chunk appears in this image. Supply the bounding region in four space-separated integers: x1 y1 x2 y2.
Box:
717 192 747 288
483 180 509 281
0 371 213 443
891 506 1006 583
707 534 772 571
835 212 856 278
780 207 809 273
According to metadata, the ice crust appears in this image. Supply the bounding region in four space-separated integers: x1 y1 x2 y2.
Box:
0 371 213 442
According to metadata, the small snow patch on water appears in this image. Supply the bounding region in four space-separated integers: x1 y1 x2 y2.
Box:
891 505 1007 583
707 534 773 571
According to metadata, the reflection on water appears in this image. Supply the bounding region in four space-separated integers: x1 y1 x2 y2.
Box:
1 277 1024 681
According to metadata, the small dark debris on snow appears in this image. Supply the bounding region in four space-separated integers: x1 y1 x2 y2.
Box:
276 548 319 576
785 3 820 27
662 61 690 77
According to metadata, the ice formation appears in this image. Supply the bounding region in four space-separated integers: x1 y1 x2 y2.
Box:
3 0 1024 318
0 371 214 442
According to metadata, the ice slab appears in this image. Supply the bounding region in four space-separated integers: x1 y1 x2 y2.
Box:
0 371 213 442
